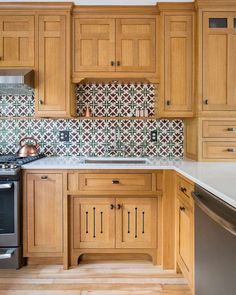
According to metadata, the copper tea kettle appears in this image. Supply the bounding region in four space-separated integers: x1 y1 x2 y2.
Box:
17 137 39 157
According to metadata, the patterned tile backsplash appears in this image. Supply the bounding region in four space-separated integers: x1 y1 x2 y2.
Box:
0 83 184 158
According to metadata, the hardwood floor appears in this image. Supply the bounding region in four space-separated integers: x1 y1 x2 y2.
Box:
0 260 192 295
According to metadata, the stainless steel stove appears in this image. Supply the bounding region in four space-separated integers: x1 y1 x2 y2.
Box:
0 154 44 269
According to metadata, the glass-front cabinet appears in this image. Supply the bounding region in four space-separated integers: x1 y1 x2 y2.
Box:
203 12 236 111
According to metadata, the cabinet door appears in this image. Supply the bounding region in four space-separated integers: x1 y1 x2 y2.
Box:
72 197 115 249
73 19 115 72
164 15 193 113
176 197 193 285
116 198 157 248
26 173 63 254
116 19 156 72
203 12 236 111
0 15 34 66
37 15 69 116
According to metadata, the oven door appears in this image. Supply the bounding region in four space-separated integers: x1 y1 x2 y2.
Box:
0 181 20 247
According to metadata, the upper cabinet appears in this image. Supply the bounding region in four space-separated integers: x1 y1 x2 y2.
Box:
36 14 75 117
0 15 34 67
72 7 159 83
202 12 236 112
158 4 195 118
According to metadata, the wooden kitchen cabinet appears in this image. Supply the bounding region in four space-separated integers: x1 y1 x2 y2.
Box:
36 14 76 117
25 173 63 255
159 12 194 117
175 174 194 290
72 197 116 249
202 12 236 112
0 15 34 67
116 19 156 73
72 7 158 82
73 19 115 72
116 198 157 249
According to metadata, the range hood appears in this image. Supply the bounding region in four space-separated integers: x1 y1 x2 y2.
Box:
0 69 34 88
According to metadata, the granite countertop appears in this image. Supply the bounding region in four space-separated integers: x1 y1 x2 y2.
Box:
22 157 236 208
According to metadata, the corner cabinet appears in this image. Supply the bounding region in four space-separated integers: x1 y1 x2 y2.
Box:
159 10 195 117
0 15 35 67
72 7 159 82
24 173 63 257
35 13 76 118
202 12 236 113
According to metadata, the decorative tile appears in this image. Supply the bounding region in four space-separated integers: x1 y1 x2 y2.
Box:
0 83 184 159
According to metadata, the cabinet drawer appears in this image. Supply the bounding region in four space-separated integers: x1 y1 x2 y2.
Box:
203 142 236 159
203 120 236 138
176 175 194 205
79 174 152 192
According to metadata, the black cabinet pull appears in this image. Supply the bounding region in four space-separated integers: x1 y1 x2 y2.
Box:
110 61 115 66
110 204 115 210
41 175 48 180
227 127 236 132
117 204 123 210
204 99 208 105
180 187 187 193
166 100 171 106
180 206 185 211
227 148 235 152
112 179 120 184
117 61 121 66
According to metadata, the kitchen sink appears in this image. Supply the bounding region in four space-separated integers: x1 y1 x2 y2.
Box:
84 158 150 164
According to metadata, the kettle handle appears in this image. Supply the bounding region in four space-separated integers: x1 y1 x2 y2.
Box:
19 137 38 147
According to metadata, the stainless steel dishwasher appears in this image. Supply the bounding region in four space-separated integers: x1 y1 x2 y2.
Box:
192 185 236 295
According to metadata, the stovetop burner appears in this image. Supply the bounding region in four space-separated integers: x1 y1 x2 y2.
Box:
0 154 45 176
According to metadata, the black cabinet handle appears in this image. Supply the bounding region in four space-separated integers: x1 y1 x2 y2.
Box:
110 61 115 66
227 148 235 152
227 128 236 132
110 204 115 210
166 100 171 106
117 61 121 66
112 179 120 184
41 175 48 180
180 206 185 211
180 187 187 193
117 204 123 210
204 99 208 105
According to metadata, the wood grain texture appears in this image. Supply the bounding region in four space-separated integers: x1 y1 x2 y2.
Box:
0 261 191 294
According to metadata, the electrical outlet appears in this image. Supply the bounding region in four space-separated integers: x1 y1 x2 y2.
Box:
59 131 70 142
150 130 158 142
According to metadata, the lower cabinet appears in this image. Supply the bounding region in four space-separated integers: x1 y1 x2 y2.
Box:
175 175 194 290
25 173 63 256
72 197 157 250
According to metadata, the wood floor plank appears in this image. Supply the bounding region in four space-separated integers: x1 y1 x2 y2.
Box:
0 261 192 295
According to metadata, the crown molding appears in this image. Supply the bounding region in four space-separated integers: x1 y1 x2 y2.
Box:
195 0 236 9
73 5 159 15
0 2 74 11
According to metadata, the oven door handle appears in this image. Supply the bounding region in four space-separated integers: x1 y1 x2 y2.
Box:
0 183 12 189
0 248 15 260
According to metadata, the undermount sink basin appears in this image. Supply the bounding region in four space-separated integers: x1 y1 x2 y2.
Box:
84 158 149 164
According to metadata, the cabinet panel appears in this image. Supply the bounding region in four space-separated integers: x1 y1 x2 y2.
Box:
26 173 63 254
116 198 157 248
79 173 152 192
37 15 71 116
176 196 194 286
164 15 193 113
0 15 34 66
202 120 236 138
73 19 115 72
116 19 156 72
73 197 116 249
203 141 236 159
203 12 236 111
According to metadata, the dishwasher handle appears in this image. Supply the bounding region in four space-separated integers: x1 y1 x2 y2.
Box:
192 191 236 237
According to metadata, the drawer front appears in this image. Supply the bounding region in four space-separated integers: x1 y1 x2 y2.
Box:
203 142 236 159
176 175 194 205
203 120 236 138
79 174 152 192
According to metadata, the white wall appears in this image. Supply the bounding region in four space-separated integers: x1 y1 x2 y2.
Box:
0 0 194 5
